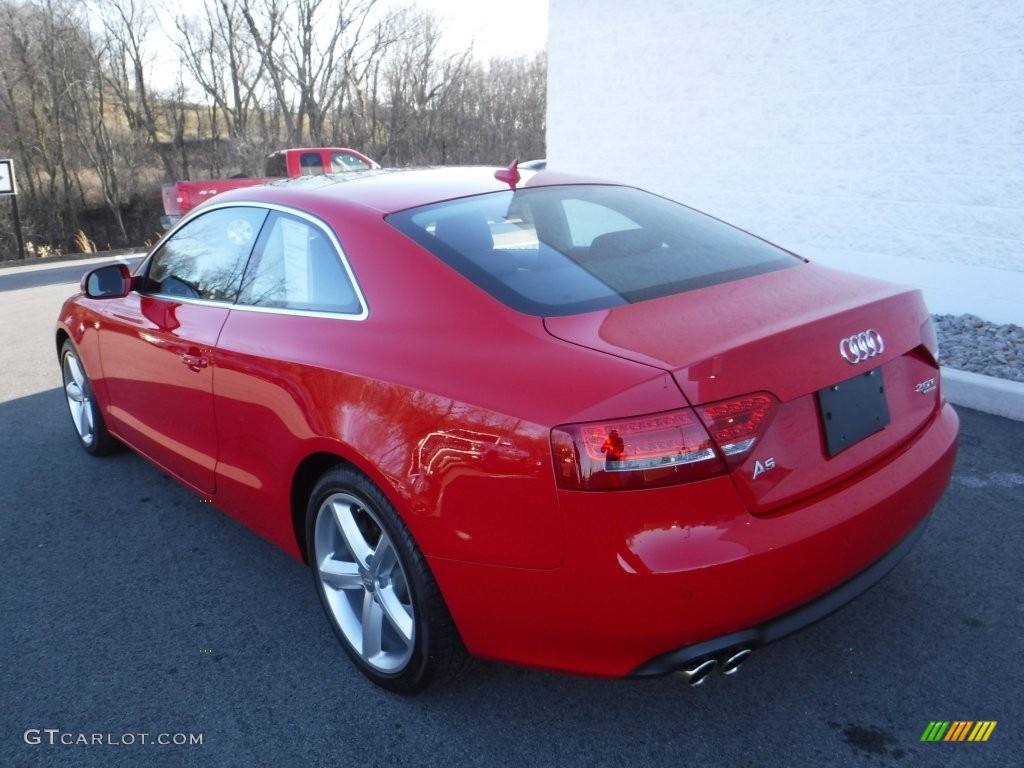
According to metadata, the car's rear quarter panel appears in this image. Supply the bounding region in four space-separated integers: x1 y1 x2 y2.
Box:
211 317 563 568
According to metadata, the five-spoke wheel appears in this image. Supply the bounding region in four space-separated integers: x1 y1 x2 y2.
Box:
60 340 119 455
308 467 467 692
314 491 416 674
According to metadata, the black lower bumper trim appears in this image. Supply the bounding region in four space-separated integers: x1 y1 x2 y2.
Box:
630 514 932 677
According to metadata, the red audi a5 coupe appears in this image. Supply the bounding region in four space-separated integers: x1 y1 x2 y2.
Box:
56 165 958 692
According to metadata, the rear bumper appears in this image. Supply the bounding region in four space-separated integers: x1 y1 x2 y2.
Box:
630 511 931 676
429 402 959 678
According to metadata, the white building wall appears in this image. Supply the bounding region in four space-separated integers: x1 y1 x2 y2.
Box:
547 0 1024 325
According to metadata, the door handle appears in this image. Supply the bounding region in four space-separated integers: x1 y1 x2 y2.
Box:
180 353 209 371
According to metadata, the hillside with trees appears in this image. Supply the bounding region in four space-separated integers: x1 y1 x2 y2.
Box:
0 0 546 258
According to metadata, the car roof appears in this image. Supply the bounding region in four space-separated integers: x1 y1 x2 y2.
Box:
210 166 611 216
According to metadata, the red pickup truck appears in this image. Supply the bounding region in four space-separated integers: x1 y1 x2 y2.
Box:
160 147 379 228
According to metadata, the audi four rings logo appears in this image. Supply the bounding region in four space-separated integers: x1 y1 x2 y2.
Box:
839 329 884 364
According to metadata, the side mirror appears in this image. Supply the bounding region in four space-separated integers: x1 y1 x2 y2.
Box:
82 263 135 299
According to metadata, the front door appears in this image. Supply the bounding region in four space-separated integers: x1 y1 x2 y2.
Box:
99 206 268 493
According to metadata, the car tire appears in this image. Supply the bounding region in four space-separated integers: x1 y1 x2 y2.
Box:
60 340 121 456
307 466 469 693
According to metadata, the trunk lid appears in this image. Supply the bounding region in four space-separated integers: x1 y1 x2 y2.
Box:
543 262 942 513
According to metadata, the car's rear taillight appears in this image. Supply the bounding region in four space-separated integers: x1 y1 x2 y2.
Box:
552 408 723 490
551 394 777 491
694 393 777 469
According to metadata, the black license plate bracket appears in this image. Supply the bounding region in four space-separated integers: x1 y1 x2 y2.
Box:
817 368 891 457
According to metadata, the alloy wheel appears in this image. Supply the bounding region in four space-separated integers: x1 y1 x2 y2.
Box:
313 492 415 673
62 351 95 447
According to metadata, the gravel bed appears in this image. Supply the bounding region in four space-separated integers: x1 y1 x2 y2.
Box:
934 314 1024 383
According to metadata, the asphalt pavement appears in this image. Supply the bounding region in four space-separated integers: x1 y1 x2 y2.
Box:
0 255 145 292
1 271 1022 768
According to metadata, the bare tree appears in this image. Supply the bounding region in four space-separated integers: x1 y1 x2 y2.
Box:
0 0 95 250
98 0 182 179
379 10 472 165
173 0 268 149
237 0 393 146
238 0 295 142
379 28 546 166
67 34 130 242
332 4 419 158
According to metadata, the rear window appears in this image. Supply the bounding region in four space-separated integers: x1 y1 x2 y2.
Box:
299 152 325 175
386 185 799 316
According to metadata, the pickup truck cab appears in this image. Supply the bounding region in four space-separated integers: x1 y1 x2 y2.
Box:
161 147 379 229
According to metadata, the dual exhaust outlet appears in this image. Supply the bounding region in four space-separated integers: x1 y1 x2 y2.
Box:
676 647 752 686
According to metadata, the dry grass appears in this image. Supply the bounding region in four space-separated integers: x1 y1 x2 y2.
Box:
72 229 96 253
25 241 62 258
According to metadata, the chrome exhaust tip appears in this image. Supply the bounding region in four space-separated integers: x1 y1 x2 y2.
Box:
718 647 752 675
676 658 717 687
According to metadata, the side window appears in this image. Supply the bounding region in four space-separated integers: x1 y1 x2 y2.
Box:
563 199 641 247
330 152 371 173
237 212 362 314
145 207 267 301
299 152 325 176
265 153 287 177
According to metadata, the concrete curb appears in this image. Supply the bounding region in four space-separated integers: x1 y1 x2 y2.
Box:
942 367 1024 422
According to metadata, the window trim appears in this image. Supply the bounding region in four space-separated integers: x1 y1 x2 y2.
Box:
137 201 369 321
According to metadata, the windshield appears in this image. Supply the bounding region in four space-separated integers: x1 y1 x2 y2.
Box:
386 184 800 317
